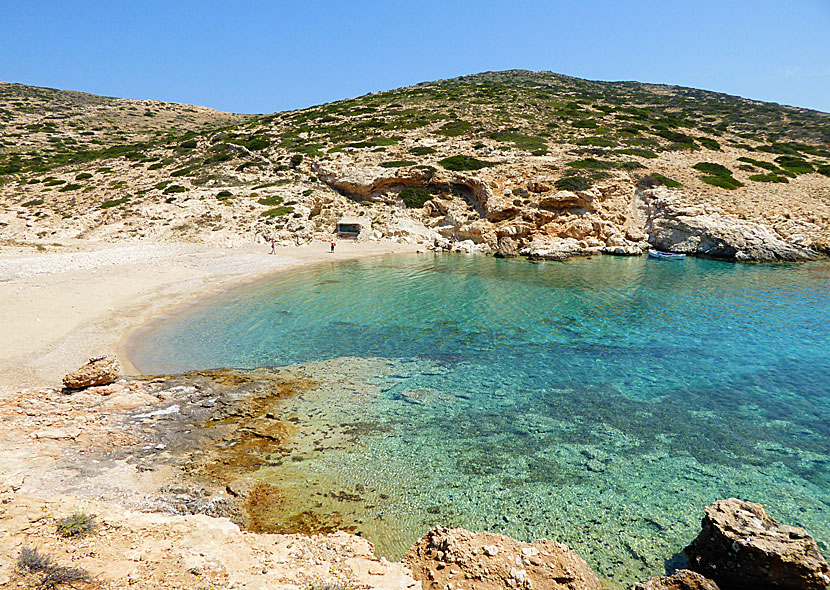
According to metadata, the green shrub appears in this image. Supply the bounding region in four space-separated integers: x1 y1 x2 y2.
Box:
171 166 198 177
410 146 436 156
693 162 733 177
147 162 164 170
75 172 93 180
653 127 696 145
290 154 303 168
554 176 591 191
700 175 743 189
774 155 813 175
748 173 789 183
239 135 271 151
435 120 471 137
817 164 830 177
380 160 416 168
163 184 186 194
100 196 129 208
639 173 681 188
216 190 233 200
437 155 495 171
180 139 198 149
579 137 618 147
399 187 432 208
737 156 793 177
488 130 547 154
261 206 295 217
572 119 598 128
23 198 44 207
58 183 83 192
56 513 97 537
258 195 283 206
697 137 721 150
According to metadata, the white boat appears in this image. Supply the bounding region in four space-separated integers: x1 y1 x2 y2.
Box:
648 249 686 260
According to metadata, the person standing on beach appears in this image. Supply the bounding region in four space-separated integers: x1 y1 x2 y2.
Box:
270 240 276 255
330 241 336 253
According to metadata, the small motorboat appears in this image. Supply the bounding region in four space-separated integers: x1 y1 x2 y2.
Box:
648 249 686 260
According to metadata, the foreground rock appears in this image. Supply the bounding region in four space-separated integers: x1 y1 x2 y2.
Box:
629 570 720 590
62 354 121 389
404 526 601 590
685 498 830 590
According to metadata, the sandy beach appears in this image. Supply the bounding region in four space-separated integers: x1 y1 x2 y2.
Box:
0 239 419 389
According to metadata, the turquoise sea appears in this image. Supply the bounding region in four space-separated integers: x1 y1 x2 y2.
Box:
130 253 830 585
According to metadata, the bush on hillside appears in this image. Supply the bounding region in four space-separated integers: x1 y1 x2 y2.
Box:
437 155 495 171
399 187 432 208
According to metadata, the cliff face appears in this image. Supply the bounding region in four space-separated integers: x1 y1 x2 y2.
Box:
1 71 828 260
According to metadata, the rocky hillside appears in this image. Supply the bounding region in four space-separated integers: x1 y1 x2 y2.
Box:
1 71 829 260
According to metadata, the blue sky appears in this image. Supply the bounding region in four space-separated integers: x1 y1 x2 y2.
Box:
3 1 829 114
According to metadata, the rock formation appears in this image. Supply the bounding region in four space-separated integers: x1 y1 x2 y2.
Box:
684 498 830 590
494 236 518 258
404 526 602 590
629 570 721 590
639 189 816 261
62 355 121 390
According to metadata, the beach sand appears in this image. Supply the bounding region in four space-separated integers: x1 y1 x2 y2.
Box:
0 239 431 589
0 239 419 388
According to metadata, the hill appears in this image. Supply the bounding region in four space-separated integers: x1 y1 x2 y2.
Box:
1 71 829 260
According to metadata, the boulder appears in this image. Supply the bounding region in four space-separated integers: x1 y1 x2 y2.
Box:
684 498 830 590
630 570 720 590
62 355 121 390
494 236 518 258
404 526 602 590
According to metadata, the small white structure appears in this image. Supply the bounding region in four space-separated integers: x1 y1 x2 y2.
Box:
336 217 367 239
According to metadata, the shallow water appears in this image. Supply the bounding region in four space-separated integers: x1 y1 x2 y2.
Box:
131 254 830 584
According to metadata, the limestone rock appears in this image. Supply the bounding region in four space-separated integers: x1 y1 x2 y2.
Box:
629 570 720 590
639 189 816 261
494 236 518 258
538 190 593 209
404 526 602 590
521 237 599 260
62 355 121 390
684 498 830 590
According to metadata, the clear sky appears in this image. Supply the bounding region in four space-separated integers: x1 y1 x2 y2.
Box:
3 0 829 115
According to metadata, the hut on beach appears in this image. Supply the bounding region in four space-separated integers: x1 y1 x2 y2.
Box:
336 217 366 238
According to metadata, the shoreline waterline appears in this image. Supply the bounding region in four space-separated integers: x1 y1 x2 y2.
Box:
0 239 420 388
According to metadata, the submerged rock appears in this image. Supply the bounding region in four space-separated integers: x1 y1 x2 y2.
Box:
404 526 601 590
629 570 720 590
62 355 121 390
684 498 830 590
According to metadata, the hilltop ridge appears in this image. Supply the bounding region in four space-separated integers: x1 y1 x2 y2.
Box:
1 70 828 259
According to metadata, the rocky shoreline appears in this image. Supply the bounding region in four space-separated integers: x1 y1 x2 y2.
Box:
1 359 827 589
